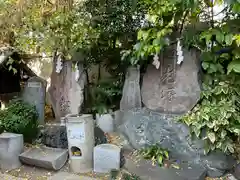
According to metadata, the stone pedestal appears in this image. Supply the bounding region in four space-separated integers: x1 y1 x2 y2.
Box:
0 133 24 171
94 144 121 173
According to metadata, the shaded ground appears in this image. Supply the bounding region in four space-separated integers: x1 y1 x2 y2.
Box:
2 133 236 180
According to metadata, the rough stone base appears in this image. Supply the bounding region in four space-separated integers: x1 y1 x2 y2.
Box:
118 108 236 177
123 152 207 180
19 146 68 170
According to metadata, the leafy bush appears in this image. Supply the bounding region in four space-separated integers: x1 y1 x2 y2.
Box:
181 75 240 154
139 144 169 167
0 99 39 142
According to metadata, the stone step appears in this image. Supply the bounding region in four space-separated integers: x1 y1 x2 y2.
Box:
19 146 68 170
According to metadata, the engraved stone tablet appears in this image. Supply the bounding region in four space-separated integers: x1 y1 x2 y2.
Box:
22 76 47 125
94 144 121 173
120 66 141 111
141 46 201 114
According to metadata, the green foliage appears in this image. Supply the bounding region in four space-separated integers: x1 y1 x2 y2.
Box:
118 0 240 155
139 144 169 167
87 77 123 114
122 173 141 180
0 99 39 142
181 75 240 154
110 169 141 180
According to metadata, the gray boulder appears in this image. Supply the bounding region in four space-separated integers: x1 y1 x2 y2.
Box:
118 108 236 177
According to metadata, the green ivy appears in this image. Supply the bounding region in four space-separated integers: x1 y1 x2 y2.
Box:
139 144 169 166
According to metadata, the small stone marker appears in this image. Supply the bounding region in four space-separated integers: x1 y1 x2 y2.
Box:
0 133 24 171
22 76 47 125
120 66 142 111
19 145 68 170
94 144 121 173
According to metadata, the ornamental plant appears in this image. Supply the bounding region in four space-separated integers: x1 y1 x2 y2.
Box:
0 99 39 142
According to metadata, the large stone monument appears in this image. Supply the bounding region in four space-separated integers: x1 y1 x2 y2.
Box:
22 76 47 125
141 46 201 114
48 59 86 121
118 46 236 177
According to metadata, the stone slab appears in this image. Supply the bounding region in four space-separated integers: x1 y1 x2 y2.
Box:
19 146 68 170
0 133 24 171
123 153 207 180
94 144 121 173
48 172 97 180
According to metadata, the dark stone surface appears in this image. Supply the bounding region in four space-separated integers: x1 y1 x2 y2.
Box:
94 126 107 146
42 123 107 149
118 108 236 177
42 124 68 149
232 163 240 180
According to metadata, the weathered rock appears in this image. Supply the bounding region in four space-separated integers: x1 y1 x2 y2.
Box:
19 146 68 170
118 108 236 177
48 60 86 121
22 76 47 125
94 144 121 173
124 153 207 180
232 163 240 180
42 123 68 149
0 133 24 171
120 66 141 111
141 47 201 114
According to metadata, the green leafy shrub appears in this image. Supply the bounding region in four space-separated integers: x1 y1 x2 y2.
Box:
139 144 169 166
0 99 39 142
181 74 240 154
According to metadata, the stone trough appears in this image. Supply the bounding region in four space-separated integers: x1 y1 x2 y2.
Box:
19 145 68 170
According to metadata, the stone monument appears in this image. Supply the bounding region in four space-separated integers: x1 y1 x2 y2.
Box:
22 76 47 125
48 60 86 121
141 46 201 114
120 65 141 111
117 46 236 177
